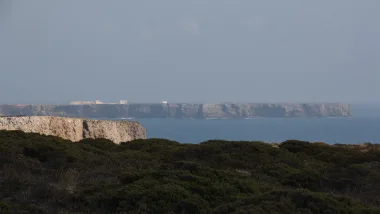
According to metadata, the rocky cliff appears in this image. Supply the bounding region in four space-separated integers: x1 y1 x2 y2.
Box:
0 116 146 143
0 103 351 119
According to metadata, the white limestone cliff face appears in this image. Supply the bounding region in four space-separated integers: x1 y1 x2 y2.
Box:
0 116 146 144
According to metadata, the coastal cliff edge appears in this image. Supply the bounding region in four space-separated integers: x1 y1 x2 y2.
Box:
0 116 146 143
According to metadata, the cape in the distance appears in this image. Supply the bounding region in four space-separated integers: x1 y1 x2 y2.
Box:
0 102 351 119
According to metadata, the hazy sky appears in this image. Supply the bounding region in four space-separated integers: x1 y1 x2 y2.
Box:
0 0 379 104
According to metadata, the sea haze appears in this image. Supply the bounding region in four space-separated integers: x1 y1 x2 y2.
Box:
118 117 380 145
110 105 380 144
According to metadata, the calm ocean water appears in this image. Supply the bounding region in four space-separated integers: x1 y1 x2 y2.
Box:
120 117 380 144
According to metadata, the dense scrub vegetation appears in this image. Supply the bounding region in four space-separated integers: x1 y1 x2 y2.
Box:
1 130 380 213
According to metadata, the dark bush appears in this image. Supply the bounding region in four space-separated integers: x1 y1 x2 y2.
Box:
1 130 380 213
79 138 117 150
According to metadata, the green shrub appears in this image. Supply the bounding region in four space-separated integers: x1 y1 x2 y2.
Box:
1 130 380 213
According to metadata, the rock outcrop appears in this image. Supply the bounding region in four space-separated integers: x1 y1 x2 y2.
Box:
0 103 351 119
0 116 146 143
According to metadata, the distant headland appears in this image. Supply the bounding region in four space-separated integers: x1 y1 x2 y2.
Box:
0 102 351 119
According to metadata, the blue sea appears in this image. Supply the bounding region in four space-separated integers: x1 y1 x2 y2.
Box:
118 117 380 145
111 106 380 144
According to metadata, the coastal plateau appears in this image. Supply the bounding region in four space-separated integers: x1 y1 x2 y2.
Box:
0 103 351 119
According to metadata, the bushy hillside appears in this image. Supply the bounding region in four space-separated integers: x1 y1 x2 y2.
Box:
1 130 380 213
